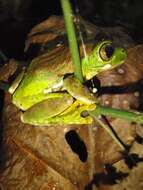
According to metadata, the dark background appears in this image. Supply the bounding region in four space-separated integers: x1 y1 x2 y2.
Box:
0 0 143 59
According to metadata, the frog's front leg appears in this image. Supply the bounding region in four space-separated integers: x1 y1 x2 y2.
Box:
21 93 73 125
63 74 97 104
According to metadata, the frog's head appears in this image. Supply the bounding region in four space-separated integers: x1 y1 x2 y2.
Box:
82 40 127 80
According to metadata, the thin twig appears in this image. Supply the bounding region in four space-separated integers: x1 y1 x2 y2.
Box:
93 116 125 150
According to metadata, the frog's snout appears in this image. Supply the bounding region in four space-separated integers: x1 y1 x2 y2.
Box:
118 48 128 61
121 48 127 55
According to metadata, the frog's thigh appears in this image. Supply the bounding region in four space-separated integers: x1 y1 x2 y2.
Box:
21 93 73 125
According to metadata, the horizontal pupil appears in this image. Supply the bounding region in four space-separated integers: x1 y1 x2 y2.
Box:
105 45 114 58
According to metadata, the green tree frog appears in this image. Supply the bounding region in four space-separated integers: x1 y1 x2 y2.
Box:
9 40 127 126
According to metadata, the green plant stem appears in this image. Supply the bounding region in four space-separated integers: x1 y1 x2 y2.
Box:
89 105 143 125
60 0 83 83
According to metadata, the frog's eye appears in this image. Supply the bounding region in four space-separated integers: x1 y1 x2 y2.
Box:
99 43 114 61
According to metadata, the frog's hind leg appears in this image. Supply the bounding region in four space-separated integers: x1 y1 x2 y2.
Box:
21 93 73 126
46 100 96 125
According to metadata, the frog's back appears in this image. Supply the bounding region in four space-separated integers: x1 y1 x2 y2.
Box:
13 42 94 100
13 45 74 99
27 42 94 76
28 45 74 76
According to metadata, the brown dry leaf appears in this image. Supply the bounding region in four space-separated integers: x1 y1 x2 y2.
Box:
25 16 66 52
0 16 143 190
92 45 143 189
1 93 88 190
110 142 143 190
0 59 18 82
95 45 143 164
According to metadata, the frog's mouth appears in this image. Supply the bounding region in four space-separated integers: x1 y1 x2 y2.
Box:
101 60 125 72
101 64 112 71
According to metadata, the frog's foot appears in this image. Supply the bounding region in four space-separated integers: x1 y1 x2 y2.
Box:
21 93 73 125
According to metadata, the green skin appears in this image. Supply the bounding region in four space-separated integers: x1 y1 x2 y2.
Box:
9 40 127 126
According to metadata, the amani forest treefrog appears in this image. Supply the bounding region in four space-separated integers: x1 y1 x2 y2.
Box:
9 40 127 126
